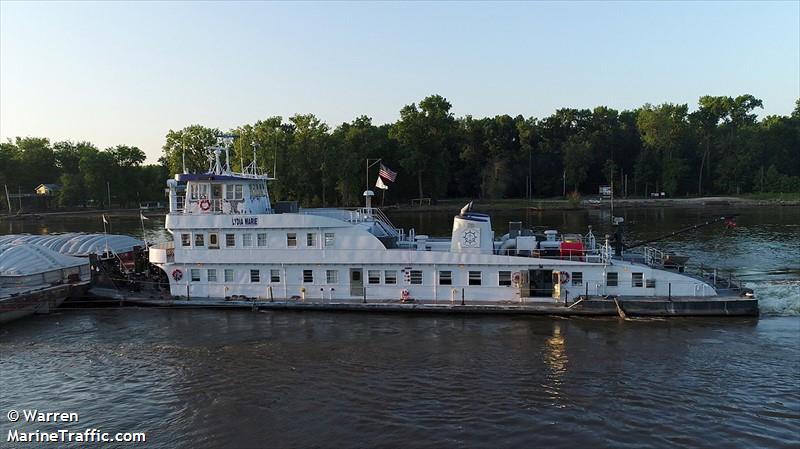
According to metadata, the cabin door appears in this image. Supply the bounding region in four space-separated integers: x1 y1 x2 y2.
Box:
350 269 364 297
528 269 555 297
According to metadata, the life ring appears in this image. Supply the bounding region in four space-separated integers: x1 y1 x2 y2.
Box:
512 271 522 286
172 269 183 281
199 199 211 211
401 289 410 301
560 272 570 284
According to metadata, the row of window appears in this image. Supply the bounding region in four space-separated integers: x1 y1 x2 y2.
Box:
181 232 335 249
188 183 251 201
571 271 654 288
186 268 655 288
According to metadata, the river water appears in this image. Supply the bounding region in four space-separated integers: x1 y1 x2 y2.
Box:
1 206 798 448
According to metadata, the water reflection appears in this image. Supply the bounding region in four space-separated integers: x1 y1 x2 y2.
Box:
543 322 568 403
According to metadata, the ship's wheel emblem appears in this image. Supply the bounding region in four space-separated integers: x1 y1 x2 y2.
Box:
462 229 480 247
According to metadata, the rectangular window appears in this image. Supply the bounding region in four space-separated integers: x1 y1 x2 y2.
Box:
209 233 219 249
307 233 316 247
194 233 205 247
439 270 452 285
257 233 268 247
409 270 423 285
190 269 201 282
572 272 583 286
207 269 217 282
324 232 335 247
225 233 236 247
270 269 281 283
499 271 511 286
646 279 656 289
385 270 397 285
224 269 234 282
632 272 644 288
469 271 482 286
250 269 260 283
181 233 191 247
242 233 253 247
225 184 243 200
607 272 618 287
303 269 314 283
368 270 381 284
326 270 338 284
287 233 297 247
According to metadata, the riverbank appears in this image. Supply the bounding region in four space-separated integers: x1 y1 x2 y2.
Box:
386 195 800 213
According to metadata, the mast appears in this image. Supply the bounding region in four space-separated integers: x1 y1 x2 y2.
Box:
4 184 12 213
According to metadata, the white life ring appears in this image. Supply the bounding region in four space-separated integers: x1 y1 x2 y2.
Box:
172 269 183 281
560 272 570 284
401 289 410 300
512 271 522 286
199 199 211 211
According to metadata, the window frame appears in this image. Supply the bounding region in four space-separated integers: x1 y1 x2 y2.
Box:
224 269 234 282
324 232 335 247
368 270 381 284
194 233 205 247
242 233 253 247
307 233 316 247
225 233 236 247
207 269 217 282
190 268 201 282
250 269 260 283
209 233 219 249
409 270 423 285
384 270 397 285
326 270 338 284
257 232 268 247
498 271 511 286
270 269 281 283
287 233 297 248
303 269 314 283
181 233 191 247
632 272 644 288
468 271 482 286
571 271 583 286
606 272 619 287
439 270 452 285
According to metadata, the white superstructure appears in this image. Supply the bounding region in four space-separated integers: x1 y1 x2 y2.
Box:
150 144 723 304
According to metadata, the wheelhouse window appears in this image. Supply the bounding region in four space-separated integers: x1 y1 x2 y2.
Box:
572 272 583 286
224 269 234 282
307 233 316 247
368 270 381 284
207 269 217 282
190 269 201 282
181 233 191 247
326 270 338 284
270 269 281 283
242 233 253 247
632 272 644 288
257 233 268 247
189 183 209 200
250 269 260 283
498 271 511 286
384 270 397 284
209 233 219 249
439 270 452 285
194 233 205 247
287 233 297 247
225 184 243 200
409 270 423 285
303 270 314 283
225 233 236 247
324 233 335 247
469 271 482 286
606 272 618 287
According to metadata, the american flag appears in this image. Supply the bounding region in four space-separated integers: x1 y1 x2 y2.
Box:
379 164 397 182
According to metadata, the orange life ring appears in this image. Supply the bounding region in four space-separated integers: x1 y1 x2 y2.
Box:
512 271 522 286
401 289 410 300
172 269 183 281
199 199 211 211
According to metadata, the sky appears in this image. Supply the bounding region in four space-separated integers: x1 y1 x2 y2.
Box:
1 1 798 163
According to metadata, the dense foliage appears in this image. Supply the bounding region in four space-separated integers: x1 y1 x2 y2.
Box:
2 94 798 210
0 139 166 209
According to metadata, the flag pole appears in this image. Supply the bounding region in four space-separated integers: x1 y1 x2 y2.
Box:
366 158 382 191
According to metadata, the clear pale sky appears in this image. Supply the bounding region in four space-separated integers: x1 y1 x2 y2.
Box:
1 1 798 163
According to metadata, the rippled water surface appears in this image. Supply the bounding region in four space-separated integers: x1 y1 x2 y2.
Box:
1 206 798 448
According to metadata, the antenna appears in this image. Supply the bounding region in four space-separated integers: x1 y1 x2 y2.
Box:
181 140 187 174
251 141 258 175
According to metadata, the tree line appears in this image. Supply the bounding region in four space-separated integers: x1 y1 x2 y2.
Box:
2 94 798 211
0 139 166 209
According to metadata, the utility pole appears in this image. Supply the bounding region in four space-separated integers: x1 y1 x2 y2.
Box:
107 181 111 208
